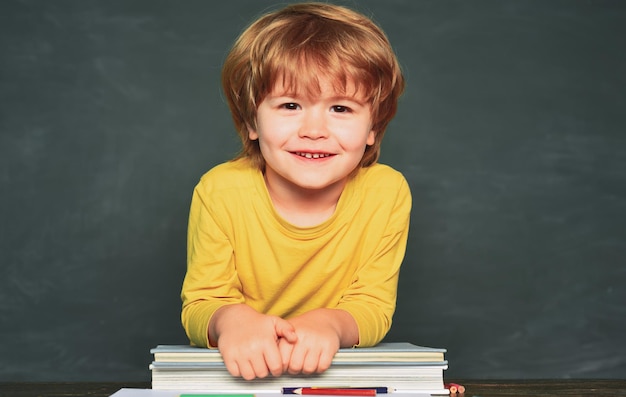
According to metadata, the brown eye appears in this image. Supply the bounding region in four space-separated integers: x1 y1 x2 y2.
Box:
331 105 350 113
282 103 300 110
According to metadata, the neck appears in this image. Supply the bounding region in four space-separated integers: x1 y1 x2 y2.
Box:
264 173 347 227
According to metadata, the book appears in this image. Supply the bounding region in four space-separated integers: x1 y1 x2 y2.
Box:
149 342 448 394
111 390 438 397
150 362 448 393
151 343 446 363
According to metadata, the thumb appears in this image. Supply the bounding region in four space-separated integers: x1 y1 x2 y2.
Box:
274 318 298 343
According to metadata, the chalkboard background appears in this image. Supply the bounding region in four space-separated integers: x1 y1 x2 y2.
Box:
1 0 625 382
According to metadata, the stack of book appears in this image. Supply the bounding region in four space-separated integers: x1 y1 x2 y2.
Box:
150 342 448 394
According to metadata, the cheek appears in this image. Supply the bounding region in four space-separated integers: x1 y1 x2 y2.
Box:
340 123 375 149
258 119 293 143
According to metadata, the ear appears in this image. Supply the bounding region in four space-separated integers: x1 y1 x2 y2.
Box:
247 124 259 141
366 129 376 146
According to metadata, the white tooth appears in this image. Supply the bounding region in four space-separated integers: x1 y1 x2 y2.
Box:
295 152 331 158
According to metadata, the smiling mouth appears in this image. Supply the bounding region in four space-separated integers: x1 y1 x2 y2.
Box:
293 151 333 159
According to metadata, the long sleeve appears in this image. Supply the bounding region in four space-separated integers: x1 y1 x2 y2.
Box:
335 172 411 346
181 183 244 348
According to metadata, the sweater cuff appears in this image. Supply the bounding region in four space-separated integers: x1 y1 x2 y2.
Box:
181 300 226 348
336 301 392 347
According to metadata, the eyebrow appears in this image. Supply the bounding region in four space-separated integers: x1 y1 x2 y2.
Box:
268 92 367 105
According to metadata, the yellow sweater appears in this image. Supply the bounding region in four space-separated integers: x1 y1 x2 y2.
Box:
181 158 411 348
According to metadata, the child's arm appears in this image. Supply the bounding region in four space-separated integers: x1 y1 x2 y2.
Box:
181 184 243 349
182 182 299 379
210 303 297 380
333 176 412 347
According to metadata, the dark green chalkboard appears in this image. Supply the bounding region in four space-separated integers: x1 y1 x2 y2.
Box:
1 0 624 381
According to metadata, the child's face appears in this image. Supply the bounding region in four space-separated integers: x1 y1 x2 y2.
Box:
248 77 375 194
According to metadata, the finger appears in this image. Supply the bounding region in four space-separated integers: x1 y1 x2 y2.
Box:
223 358 242 378
237 360 258 381
301 349 322 375
287 345 305 374
278 338 294 372
275 318 298 343
263 344 284 377
249 357 270 379
316 348 335 373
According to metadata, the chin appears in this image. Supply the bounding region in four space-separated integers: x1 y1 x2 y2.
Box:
297 178 345 191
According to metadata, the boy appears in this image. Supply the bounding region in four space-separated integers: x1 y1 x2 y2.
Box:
181 2 410 381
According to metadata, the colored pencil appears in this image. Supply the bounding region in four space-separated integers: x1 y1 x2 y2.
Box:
444 383 465 394
282 387 390 394
291 388 377 396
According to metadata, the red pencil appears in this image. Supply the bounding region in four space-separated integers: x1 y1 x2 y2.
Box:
445 383 465 394
292 388 377 396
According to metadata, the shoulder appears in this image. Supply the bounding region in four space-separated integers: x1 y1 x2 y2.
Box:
196 158 261 194
355 163 410 192
343 163 411 212
341 163 411 230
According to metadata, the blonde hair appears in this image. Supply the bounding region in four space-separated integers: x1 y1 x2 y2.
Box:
222 2 405 171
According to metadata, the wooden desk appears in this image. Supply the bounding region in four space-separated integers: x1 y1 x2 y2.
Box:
1 380 625 397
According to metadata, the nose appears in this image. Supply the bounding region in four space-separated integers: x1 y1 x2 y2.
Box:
299 108 328 139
